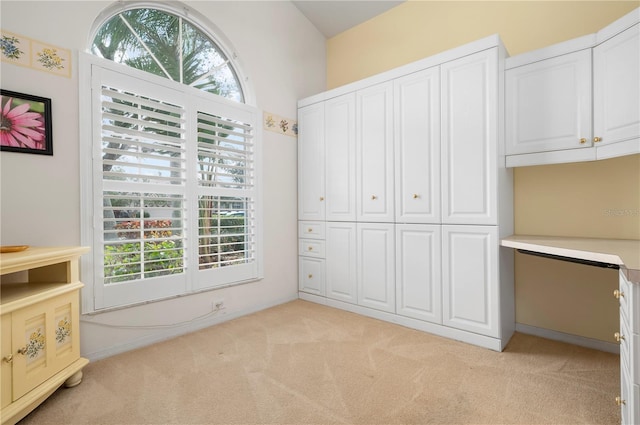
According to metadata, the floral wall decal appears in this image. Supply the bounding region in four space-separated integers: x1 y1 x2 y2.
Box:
1 30 71 78
263 111 297 138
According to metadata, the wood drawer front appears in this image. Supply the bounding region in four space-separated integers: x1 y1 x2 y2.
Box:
299 239 326 258
298 221 325 240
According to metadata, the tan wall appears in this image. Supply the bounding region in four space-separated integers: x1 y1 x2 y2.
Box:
326 1 640 343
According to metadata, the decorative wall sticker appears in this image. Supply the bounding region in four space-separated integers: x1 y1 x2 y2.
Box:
1 30 71 78
263 111 297 138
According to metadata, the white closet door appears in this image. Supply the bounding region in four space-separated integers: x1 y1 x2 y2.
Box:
396 224 442 323
298 103 325 221
326 222 357 303
357 223 395 313
356 82 394 223
594 23 640 147
325 93 357 221
442 225 499 338
394 67 441 224
441 49 497 225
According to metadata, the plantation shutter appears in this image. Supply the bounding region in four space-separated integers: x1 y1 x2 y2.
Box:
90 64 261 311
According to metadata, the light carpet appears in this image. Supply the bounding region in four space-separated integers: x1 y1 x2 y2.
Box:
19 300 620 424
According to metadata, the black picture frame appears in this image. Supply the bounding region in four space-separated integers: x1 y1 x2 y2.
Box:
0 89 53 155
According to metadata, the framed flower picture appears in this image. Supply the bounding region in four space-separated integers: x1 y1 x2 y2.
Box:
0 89 53 155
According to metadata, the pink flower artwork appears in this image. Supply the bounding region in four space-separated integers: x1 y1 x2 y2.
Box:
0 96 46 150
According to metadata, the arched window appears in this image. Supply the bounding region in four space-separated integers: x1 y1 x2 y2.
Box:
80 2 261 312
91 5 245 102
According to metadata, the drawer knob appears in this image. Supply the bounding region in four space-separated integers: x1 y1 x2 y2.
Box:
17 347 27 356
320 197 324 201
594 136 602 143
413 194 419 199
613 289 624 299
579 138 587 144
615 396 626 406
371 195 377 200
307 228 313 233
308 246 313 251
614 332 625 343
308 274 313 279
2 355 13 363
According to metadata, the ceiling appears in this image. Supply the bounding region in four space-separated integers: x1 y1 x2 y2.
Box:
292 1 406 38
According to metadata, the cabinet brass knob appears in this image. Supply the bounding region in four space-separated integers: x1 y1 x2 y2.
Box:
613 289 624 299
308 274 313 279
307 228 313 233
413 194 419 199
615 396 626 406
614 332 625 343
17 347 27 356
579 138 587 144
371 195 377 200
308 246 313 251
2 355 13 363
320 197 324 201
594 137 602 143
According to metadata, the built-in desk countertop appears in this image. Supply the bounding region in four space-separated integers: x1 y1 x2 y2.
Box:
500 235 640 284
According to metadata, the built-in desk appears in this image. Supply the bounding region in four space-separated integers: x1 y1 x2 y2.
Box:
501 235 640 424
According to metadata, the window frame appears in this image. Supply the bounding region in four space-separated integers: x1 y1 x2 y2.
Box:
80 3 261 313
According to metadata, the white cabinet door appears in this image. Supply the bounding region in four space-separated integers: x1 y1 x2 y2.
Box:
299 256 325 296
505 49 592 154
325 93 357 221
442 225 499 338
326 222 357 304
394 67 441 224
356 82 394 223
298 103 325 221
441 49 497 225
357 223 395 313
594 23 640 148
395 224 442 323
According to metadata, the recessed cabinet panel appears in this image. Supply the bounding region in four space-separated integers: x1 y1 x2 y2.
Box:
441 50 497 225
298 103 325 221
442 225 499 337
299 256 325 296
356 82 394 223
396 224 442 323
325 93 357 221
357 223 395 312
594 23 640 147
506 49 592 154
394 68 441 224
326 222 357 304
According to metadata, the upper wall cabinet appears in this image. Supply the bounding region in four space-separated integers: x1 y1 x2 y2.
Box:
505 8 640 167
298 103 325 220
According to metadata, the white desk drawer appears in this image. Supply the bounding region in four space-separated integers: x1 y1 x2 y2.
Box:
620 312 631 375
299 221 325 239
299 239 326 258
299 256 325 296
619 271 631 324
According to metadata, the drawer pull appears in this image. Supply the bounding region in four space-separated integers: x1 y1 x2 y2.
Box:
17 347 28 356
613 289 624 299
579 138 587 144
2 354 13 363
308 274 313 279
308 246 313 251
320 197 324 201
371 195 377 200
614 332 625 343
593 136 602 143
615 396 626 406
307 228 313 233
413 194 419 199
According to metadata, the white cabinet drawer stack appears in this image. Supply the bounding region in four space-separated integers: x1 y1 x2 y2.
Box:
617 270 639 424
297 35 514 352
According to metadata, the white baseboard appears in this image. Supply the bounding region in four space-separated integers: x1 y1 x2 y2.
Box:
83 294 298 361
515 323 620 354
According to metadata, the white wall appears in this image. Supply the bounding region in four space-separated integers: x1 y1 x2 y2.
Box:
0 1 326 360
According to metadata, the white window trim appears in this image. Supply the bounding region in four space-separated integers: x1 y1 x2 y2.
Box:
79 52 263 314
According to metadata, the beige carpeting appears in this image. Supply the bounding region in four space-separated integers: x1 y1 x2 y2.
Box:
19 300 620 424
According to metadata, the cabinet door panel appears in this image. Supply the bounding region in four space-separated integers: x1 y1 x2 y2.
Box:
394 68 441 224
326 222 357 303
396 224 442 323
298 103 325 220
442 225 499 337
441 49 497 225
11 291 80 400
325 94 357 221
594 23 640 146
506 49 592 154
357 82 394 222
299 257 325 296
357 223 395 312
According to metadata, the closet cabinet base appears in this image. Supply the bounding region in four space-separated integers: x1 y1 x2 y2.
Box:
1 357 88 425
299 292 510 352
